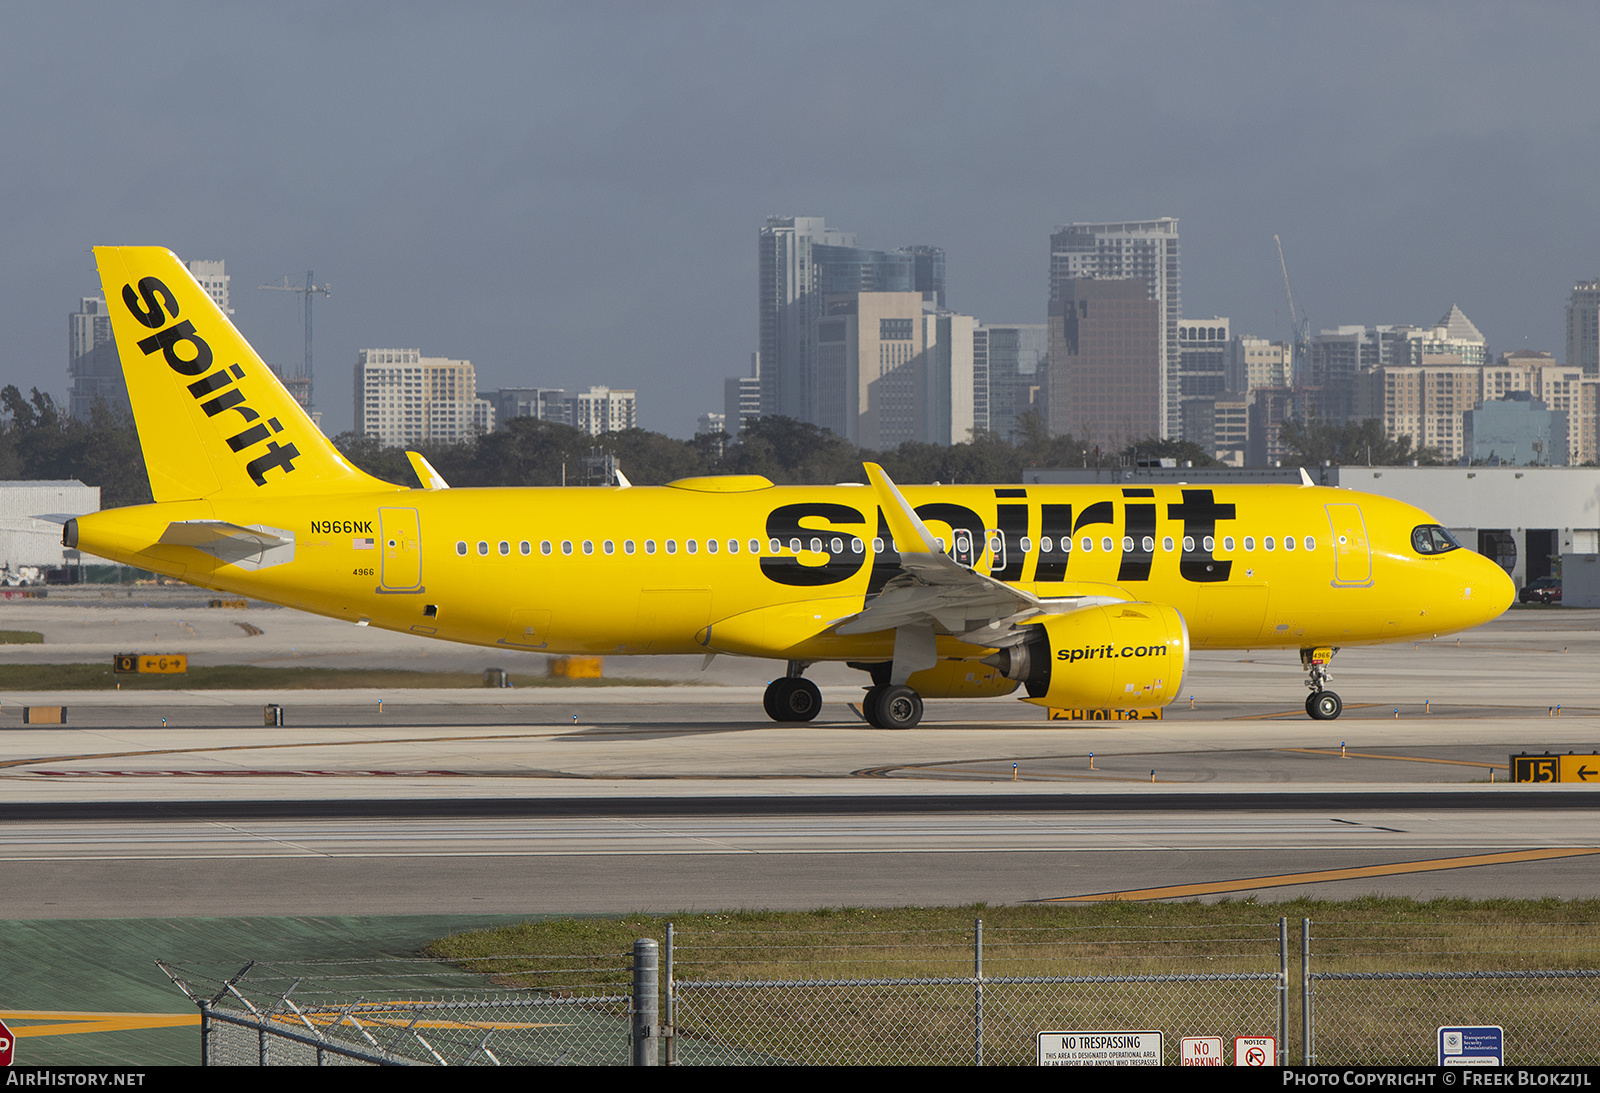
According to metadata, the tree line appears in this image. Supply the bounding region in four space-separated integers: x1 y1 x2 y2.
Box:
0 384 1445 508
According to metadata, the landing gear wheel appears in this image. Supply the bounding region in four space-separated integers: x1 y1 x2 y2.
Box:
860 687 881 726
1307 691 1343 721
867 684 923 730
764 677 821 722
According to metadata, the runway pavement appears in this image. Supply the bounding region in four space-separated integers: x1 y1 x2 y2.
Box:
3 599 1599 1063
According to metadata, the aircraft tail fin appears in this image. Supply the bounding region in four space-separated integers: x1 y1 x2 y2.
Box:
93 246 397 502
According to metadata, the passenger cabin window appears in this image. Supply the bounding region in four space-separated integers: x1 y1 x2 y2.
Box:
561 541 573 555
1411 525 1461 555
499 541 509 556
1100 537 1113 552
519 541 531 556
666 540 677 555
1223 536 1235 551
1304 537 1316 551
706 539 717 554
541 541 552 555
1284 536 1295 552
1162 537 1174 552
1265 537 1276 551
749 540 761 554
583 541 594 555
603 540 614 555
1244 537 1255 551
624 540 635 555
477 541 489 556
1081 537 1093 552
456 541 467 556
645 540 656 554
686 540 697 554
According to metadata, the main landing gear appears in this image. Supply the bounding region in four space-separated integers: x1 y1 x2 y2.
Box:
849 661 925 730
862 683 924 730
1301 646 1342 720
763 662 821 722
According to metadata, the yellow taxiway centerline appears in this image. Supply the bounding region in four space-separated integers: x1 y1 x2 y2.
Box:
1 1010 200 1037
1039 847 1600 902
1279 747 1507 770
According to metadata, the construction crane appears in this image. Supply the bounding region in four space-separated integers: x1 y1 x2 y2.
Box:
258 272 331 412
1274 234 1309 388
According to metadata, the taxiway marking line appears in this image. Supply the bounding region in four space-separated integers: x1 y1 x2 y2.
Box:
1280 748 1506 770
0 1010 199 1037
1038 847 1600 902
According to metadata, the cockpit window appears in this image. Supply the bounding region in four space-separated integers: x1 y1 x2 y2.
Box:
1411 525 1461 555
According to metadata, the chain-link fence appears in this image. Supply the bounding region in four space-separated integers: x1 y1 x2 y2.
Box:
1303 917 1600 1066
161 953 636 1065
667 918 1289 1065
164 916 1600 1065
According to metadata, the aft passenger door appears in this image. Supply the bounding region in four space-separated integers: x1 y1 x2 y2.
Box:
1325 503 1372 587
377 506 424 593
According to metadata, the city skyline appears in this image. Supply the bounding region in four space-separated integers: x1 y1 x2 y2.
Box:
5 5 1599 440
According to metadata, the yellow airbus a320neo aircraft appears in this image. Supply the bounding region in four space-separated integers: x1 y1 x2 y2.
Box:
66 247 1514 727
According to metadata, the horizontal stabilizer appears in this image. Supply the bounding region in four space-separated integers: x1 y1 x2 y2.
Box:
159 520 295 570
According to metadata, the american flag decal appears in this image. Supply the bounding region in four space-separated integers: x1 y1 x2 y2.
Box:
354 537 375 550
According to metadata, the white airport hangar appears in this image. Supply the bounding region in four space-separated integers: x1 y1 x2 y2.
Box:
0 480 100 574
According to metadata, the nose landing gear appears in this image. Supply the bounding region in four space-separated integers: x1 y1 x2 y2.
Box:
1301 646 1342 720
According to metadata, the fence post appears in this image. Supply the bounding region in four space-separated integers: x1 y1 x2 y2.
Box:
664 923 676 1066
1301 917 1312 1065
974 918 984 1067
1278 917 1288 1064
633 938 659 1066
199 1001 209 1067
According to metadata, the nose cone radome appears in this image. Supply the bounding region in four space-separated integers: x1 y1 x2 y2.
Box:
1465 550 1516 625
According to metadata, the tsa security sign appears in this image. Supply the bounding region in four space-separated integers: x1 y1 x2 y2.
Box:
1439 1025 1503 1065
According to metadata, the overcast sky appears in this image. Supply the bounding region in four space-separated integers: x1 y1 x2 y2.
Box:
4 2 1598 439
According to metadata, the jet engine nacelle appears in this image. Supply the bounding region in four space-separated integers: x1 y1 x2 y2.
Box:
992 603 1189 711
905 659 1020 699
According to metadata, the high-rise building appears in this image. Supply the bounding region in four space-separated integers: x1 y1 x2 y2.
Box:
974 324 1046 441
757 216 946 426
488 387 570 428
1228 336 1290 395
354 349 492 447
569 386 637 436
186 259 232 315
68 297 127 420
1177 318 1229 441
1567 281 1600 377
723 352 762 441
1045 278 1161 450
812 293 974 448
1049 218 1180 436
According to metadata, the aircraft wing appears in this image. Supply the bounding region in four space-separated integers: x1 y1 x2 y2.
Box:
158 521 296 570
830 464 1128 648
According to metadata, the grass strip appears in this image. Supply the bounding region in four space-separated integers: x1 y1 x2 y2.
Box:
0 663 691 690
428 899 1600 1066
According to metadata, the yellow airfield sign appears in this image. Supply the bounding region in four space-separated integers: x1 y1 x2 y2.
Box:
114 653 188 675
1510 753 1600 784
1049 708 1163 721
